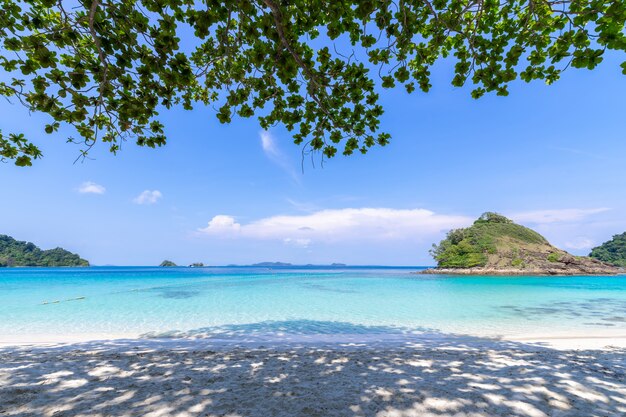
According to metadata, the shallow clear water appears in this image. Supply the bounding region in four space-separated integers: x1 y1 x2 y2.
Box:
1 266 626 341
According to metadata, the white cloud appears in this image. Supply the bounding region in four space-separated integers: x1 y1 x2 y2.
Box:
198 208 471 245
133 190 163 205
204 214 241 232
286 198 319 213
509 208 609 224
260 131 299 182
260 130 278 156
549 146 610 161
283 238 312 248
78 181 106 194
563 237 595 250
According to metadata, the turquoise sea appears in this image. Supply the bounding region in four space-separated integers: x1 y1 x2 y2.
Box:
1 266 626 342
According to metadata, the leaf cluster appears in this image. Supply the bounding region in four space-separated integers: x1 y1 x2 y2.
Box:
1 0 624 165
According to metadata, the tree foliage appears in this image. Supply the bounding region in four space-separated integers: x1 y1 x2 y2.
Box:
1 0 624 165
589 232 626 267
0 234 89 266
475 212 513 224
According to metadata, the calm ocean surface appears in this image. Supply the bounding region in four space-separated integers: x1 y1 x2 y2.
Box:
1 266 626 342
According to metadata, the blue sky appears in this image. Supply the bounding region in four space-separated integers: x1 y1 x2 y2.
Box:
1 52 625 266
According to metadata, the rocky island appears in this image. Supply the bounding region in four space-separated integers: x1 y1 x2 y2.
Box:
0 234 89 267
422 212 620 275
159 260 177 267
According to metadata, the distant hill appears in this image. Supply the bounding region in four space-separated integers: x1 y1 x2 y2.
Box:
424 212 618 275
589 233 626 267
251 262 292 267
250 262 348 267
159 260 177 267
0 235 89 267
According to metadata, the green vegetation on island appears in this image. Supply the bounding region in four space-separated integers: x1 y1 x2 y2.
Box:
0 234 89 267
589 233 626 267
427 212 618 275
430 212 546 268
159 260 177 267
189 263 204 268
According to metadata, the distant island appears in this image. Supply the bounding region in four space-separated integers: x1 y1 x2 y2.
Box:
251 262 347 267
154 262 350 268
0 234 89 267
251 262 293 267
422 212 619 275
589 232 626 267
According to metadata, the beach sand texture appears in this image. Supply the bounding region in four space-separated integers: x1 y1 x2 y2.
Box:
1 338 625 417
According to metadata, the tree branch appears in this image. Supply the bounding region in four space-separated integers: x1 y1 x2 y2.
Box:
88 0 108 106
261 0 319 87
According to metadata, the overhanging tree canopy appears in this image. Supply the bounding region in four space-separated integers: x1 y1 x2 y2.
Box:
1 0 624 166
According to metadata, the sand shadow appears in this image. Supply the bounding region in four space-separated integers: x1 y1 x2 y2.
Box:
1 322 625 416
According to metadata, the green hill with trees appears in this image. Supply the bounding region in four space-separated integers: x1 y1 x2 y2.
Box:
0 235 89 267
426 212 619 275
589 233 626 267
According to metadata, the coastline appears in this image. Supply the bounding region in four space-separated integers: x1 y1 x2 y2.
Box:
419 267 624 276
3 328 626 350
3 269 625 416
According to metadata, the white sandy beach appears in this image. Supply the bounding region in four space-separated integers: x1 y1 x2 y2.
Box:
3 327 626 349
1 335 626 417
